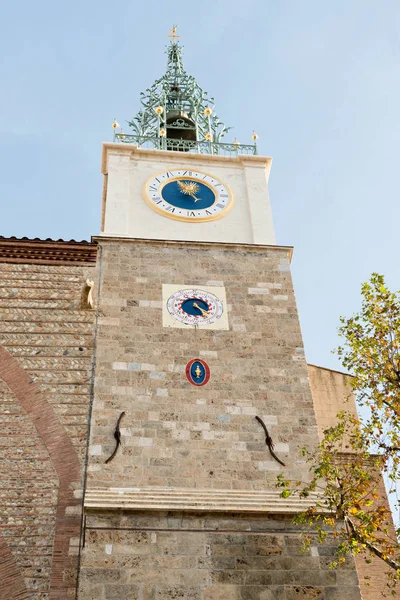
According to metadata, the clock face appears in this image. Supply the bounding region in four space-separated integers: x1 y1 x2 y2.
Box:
143 169 233 222
166 288 224 326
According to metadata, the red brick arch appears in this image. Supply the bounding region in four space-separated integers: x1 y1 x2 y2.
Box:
0 534 30 600
0 346 83 599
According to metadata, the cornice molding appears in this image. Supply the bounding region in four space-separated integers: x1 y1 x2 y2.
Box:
92 235 294 262
101 142 272 175
0 237 97 266
84 486 324 515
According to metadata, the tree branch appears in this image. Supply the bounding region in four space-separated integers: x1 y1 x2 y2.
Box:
345 515 400 571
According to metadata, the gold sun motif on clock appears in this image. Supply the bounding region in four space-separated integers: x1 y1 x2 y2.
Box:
177 180 201 202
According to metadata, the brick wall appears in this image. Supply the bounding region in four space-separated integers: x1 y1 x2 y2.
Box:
308 364 395 599
307 365 357 441
0 258 96 599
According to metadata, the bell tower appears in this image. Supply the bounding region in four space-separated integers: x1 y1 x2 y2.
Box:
101 29 275 245
79 28 362 600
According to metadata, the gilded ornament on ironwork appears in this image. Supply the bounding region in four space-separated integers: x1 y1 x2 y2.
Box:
168 25 181 41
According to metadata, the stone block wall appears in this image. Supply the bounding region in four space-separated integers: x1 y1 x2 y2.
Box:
87 238 318 490
0 245 96 600
79 238 364 598
79 512 361 600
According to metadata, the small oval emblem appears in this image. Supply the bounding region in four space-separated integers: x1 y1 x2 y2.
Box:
185 359 210 386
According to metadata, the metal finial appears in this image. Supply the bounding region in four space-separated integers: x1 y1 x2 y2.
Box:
168 25 181 41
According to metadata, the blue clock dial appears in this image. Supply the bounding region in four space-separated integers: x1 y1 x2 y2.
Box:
144 169 233 222
167 288 224 326
181 298 210 316
161 179 215 210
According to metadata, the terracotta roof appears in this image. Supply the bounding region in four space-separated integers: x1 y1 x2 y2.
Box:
0 235 93 244
0 236 97 266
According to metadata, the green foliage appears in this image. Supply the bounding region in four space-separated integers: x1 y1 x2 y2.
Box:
277 274 400 595
337 273 400 474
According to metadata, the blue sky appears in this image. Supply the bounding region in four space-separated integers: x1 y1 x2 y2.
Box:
1 0 399 371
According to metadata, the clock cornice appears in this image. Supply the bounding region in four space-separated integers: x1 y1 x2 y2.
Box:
92 235 294 264
101 143 272 177
100 143 275 243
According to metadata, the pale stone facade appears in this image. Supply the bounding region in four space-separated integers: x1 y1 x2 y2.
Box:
100 145 276 245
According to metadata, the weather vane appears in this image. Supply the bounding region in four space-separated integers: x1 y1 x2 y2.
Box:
168 25 181 41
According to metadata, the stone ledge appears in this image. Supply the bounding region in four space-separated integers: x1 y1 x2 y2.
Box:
84 487 324 514
101 143 272 175
92 235 294 261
